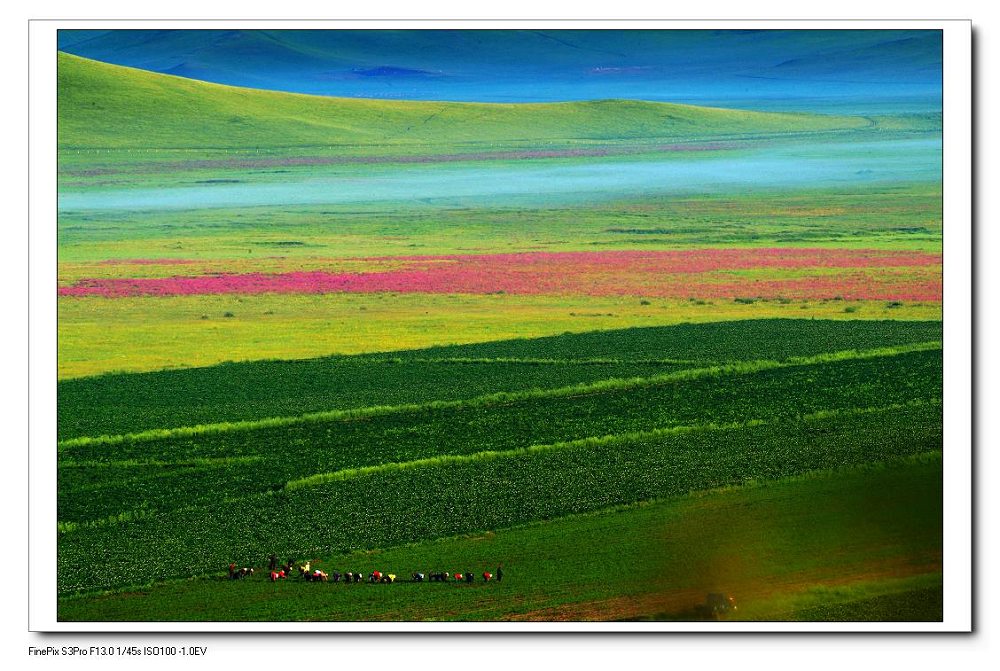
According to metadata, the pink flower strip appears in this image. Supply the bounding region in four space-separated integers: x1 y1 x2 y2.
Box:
60 249 942 301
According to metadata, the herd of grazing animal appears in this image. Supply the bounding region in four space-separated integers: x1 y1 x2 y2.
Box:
234 556 505 585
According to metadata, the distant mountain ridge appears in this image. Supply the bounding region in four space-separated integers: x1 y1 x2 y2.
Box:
57 29 942 108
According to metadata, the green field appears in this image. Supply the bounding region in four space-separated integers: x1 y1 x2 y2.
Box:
57 186 943 265
57 294 941 379
58 319 941 439
56 45 944 623
57 322 942 598
59 453 942 622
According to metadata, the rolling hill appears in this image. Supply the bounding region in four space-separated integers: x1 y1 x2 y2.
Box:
58 52 873 151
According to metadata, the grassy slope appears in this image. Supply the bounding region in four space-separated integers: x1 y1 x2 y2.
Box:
58 454 942 622
58 52 873 150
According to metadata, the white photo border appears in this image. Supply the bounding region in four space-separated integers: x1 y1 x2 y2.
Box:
28 18 973 633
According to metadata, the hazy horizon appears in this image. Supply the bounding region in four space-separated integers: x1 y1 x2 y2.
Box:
58 29 942 114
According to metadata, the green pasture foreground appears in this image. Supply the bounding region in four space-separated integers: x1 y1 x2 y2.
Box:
58 454 942 622
57 384 941 594
56 319 942 600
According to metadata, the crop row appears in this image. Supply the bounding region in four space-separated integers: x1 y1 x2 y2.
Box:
58 348 942 526
57 319 943 440
56 401 943 595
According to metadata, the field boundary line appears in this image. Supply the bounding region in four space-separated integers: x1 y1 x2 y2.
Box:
59 455 266 469
57 341 941 450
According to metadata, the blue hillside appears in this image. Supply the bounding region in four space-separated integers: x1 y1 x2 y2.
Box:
58 29 941 112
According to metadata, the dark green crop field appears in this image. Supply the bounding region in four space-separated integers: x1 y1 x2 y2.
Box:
57 320 942 600
58 403 941 595
59 453 943 622
58 346 940 525
58 319 942 440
